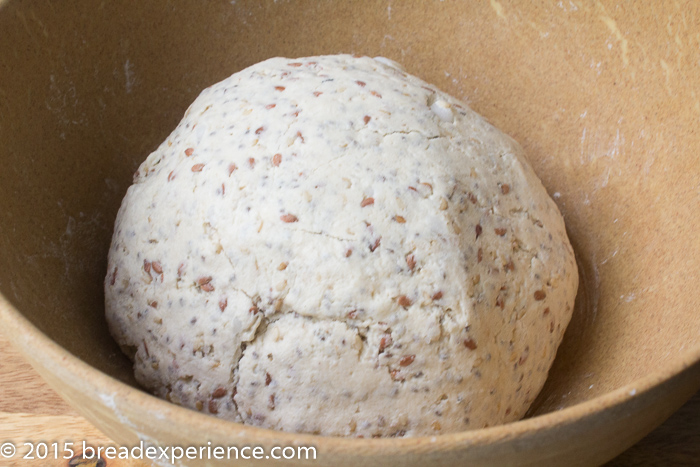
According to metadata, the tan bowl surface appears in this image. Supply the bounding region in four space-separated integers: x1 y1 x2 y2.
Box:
1 1 699 465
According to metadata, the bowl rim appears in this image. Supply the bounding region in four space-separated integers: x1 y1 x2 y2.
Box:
2 290 699 452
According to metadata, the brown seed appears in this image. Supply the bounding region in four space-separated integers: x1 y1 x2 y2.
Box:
363 115 371 124
249 305 259 314
212 387 227 399
467 192 477 204
228 163 238 176
221 183 225 195
464 338 477 350
152 261 163 274
191 163 205 172
313 91 323 97
475 224 483 239
208 399 219 414
196 400 203 411
198 276 212 286
347 310 357 319
148 300 158 309
379 334 393 352
543 307 550 316
505 260 515 271
432 291 443 301
296 131 305 143
272 153 282 166
399 355 415 366
269 394 275 410
397 295 411 308
248 157 255 168
265 103 276 109
394 215 406 223
345 249 353 257
371 91 382 98
361 197 375 207
288 62 302 67
275 86 285 91
496 296 504 309
265 373 272 386
255 126 265 134
369 237 381 252
280 214 298 223
185 147 194 156
501 184 511 194
406 254 416 271
356 80 366 87
432 421 442 431
390 369 404 381
477 248 483 263
143 260 152 274
534 290 547 301
198 276 214 292
219 298 228 312
505 407 512 415
494 228 507 236
167 171 175 182
143 340 149 357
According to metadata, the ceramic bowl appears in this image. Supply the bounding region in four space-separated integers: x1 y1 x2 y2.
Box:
1 1 698 465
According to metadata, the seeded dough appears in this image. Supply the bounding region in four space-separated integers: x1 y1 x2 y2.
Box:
105 54 578 437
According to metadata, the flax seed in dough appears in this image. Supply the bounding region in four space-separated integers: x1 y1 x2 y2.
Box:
105 54 578 437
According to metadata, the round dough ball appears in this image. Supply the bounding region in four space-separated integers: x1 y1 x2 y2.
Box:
105 54 578 437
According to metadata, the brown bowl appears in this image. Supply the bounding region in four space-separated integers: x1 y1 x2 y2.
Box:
1 1 699 465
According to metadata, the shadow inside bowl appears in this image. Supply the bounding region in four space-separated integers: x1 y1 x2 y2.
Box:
527 238 600 417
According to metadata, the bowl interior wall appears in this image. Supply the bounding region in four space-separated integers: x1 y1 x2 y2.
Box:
0 0 698 416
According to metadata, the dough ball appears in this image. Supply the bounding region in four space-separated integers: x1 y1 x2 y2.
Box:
105 54 578 437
